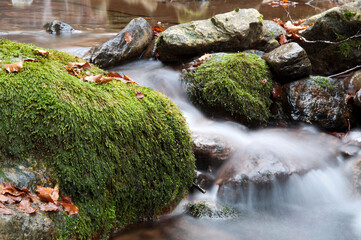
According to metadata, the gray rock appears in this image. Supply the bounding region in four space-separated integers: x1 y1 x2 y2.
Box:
256 20 286 52
156 9 264 62
0 209 58 240
43 21 74 35
300 0 361 75
282 76 351 131
87 18 153 68
262 42 311 83
192 133 233 172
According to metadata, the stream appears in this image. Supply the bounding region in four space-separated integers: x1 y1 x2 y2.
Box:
1 0 361 239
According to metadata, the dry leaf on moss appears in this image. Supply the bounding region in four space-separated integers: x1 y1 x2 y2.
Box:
59 195 79 215
36 186 59 203
39 202 60 212
5 61 23 73
34 49 51 57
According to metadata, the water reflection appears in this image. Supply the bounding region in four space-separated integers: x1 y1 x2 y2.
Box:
12 0 33 8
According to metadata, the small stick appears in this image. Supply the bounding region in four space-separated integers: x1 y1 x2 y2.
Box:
192 182 206 194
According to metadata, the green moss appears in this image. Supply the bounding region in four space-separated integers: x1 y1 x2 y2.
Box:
258 14 264 24
344 11 357 20
234 8 240 12
0 39 196 239
184 201 239 218
183 53 273 126
337 39 361 57
311 76 335 90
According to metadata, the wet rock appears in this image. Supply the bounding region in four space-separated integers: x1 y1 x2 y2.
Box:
0 208 58 240
87 18 153 68
299 0 361 75
344 70 361 91
262 42 311 83
184 200 239 218
194 171 216 190
192 133 233 172
352 156 361 196
156 9 264 62
282 76 351 131
340 143 360 158
43 21 74 35
255 20 286 52
216 129 339 203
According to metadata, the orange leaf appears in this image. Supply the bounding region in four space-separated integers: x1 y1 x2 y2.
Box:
272 86 283 99
59 195 79 215
36 186 59 203
39 202 60 212
198 53 211 61
106 71 122 78
5 61 23 73
34 49 51 57
124 32 132 43
135 90 144 100
0 195 15 204
279 34 288 45
84 74 113 83
293 19 306 26
17 199 37 214
68 62 91 69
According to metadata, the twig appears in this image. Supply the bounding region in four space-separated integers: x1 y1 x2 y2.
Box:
299 32 361 45
328 65 361 78
192 182 206 194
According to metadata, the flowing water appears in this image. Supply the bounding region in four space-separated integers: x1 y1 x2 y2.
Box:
1 0 361 239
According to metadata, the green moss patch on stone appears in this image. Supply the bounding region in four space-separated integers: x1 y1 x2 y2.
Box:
344 11 357 20
0 39 196 239
311 76 335 90
183 53 273 126
184 201 239 218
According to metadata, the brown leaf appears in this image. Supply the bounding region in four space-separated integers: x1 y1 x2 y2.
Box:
272 86 283 99
36 186 59 203
0 203 13 215
68 62 91 69
59 195 79 215
0 195 15 204
84 74 113 83
284 21 307 33
293 19 306 26
26 193 41 204
279 34 288 45
35 49 51 57
2 182 25 197
17 199 37 214
135 90 144 100
124 32 132 43
198 53 211 62
24 58 38 62
106 71 122 78
39 202 60 212
5 61 23 73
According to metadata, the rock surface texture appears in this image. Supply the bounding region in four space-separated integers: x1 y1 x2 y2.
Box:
300 0 361 75
156 9 264 62
262 42 312 83
43 21 74 35
87 18 153 68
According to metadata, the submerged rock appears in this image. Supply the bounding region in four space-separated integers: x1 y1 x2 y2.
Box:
192 133 233 172
0 39 195 239
156 9 264 62
183 52 273 126
282 76 351 131
87 18 153 68
43 21 74 35
299 0 361 75
262 42 311 83
184 200 239 218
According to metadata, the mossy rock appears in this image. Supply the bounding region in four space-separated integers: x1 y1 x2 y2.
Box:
0 39 196 239
183 53 273 126
184 200 239 218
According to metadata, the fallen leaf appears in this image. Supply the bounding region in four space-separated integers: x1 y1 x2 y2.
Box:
293 19 306 26
122 75 138 84
17 199 37 214
35 49 51 57
106 71 122 78
5 61 23 73
124 32 132 43
68 62 91 69
26 193 41 204
262 79 268 85
59 195 79 215
198 53 211 62
24 58 38 62
84 74 113 83
272 86 283 99
39 202 60 212
0 195 15 204
2 182 25 197
136 90 144 100
36 186 59 203
284 21 307 33
279 34 288 45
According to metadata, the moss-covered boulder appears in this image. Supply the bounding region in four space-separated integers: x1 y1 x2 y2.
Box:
0 39 195 239
182 53 273 126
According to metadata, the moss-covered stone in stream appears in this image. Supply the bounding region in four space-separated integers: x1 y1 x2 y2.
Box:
0 39 196 239
183 53 273 126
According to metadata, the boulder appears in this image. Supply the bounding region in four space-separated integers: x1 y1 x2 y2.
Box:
182 52 273 126
344 70 361 91
299 0 361 75
156 9 264 62
282 76 351 131
262 42 312 83
43 21 74 35
0 39 195 239
192 133 233 172
216 129 339 203
87 18 153 68
256 20 286 52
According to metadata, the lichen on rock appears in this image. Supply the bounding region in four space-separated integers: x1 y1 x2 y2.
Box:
0 39 196 239
182 53 273 126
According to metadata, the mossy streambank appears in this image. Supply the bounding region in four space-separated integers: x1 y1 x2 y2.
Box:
182 53 273 126
0 39 196 239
